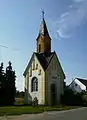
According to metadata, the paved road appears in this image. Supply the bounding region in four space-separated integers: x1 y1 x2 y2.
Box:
0 107 87 120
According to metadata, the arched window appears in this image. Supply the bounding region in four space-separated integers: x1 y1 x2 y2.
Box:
31 77 38 92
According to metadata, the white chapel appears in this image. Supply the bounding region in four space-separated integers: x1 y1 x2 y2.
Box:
23 13 65 105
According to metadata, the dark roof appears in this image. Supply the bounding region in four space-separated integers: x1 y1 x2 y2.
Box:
76 78 87 86
35 52 54 70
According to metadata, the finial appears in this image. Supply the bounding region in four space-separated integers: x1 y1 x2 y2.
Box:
42 10 44 19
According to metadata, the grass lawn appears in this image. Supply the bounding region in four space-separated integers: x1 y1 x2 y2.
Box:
0 105 81 116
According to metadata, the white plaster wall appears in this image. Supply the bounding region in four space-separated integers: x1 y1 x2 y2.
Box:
26 56 44 105
24 53 64 105
46 54 64 105
29 69 43 104
69 79 86 93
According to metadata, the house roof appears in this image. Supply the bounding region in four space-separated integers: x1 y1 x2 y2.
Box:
76 78 87 87
23 51 66 79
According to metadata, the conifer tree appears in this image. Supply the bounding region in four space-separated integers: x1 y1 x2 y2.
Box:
0 61 16 106
5 61 16 105
0 62 5 105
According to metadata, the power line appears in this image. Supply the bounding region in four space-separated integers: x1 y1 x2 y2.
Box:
0 44 21 61
0 44 20 52
0 44 8 48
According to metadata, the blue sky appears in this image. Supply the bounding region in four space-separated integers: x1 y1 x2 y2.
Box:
0 0 87 91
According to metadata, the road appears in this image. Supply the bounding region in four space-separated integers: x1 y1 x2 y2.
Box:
0 107 87 120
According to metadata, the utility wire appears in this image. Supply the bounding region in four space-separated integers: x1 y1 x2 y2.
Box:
0 44 20 61
0 44 20 52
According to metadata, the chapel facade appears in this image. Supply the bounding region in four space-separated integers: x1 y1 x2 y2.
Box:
23 13 65 105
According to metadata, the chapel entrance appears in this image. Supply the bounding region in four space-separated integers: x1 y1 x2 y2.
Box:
51 83 57 105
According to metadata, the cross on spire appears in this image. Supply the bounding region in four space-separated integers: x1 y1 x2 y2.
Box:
42 10 44 19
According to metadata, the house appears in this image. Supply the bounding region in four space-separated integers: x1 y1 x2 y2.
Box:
69 78 87 93
23 12 65 105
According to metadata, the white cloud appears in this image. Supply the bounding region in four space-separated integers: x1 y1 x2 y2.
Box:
73 0 85 3
54 0 87 39
56 29 72 38
60 12 69 18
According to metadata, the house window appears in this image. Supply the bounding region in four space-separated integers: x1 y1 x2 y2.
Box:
31 77 38 92
39 44 41 52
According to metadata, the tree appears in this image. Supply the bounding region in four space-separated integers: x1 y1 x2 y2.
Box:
0 62 5 105
0 61 16 106
5 61 16 105
16 90 24 98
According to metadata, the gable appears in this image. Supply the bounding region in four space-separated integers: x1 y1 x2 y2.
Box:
76 78 87 87
55 53 65 79
46 52 65 79
23 52 54 76
23 51 65 79
23 53 34 76
23 52 44 77
69 79 86 92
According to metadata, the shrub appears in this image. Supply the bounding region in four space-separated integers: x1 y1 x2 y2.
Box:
32 97 38 107
61 87 83 106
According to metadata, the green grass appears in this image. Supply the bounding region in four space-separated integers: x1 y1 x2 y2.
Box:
0 105 81 116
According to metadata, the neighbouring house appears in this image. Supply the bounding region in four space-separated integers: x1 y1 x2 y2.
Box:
23 12 65 106
68 78 87 93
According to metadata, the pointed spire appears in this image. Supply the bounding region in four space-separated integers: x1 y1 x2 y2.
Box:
39 11 49 36
36 12 51 53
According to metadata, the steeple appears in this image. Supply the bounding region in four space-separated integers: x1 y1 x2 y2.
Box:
39 11 49 36
36 11 51 54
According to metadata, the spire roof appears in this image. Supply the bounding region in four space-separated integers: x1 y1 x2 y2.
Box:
37 11 51 38
39 18 49 36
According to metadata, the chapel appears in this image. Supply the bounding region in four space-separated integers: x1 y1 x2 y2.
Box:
23 12 65 105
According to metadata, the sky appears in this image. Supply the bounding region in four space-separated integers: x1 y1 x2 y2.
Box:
0 0 87 91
